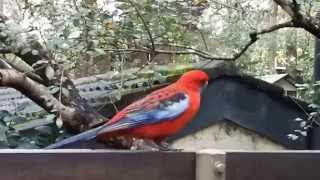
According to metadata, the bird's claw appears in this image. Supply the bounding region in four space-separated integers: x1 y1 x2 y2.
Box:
164 148 183 152
158 146 183 152
157 140 183 152
131 139 160 151
131 139 183 151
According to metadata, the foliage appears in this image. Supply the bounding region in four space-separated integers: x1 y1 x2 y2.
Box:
2 0 317 79
0 110 74 148
2 0 320 147
287 81 320 140
2 0 207 77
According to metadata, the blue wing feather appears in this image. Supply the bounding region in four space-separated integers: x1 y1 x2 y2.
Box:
45 124 108 149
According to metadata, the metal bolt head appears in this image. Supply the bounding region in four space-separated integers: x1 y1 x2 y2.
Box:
214 161 225 174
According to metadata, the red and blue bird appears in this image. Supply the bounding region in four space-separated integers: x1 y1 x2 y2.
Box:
46 70 209 150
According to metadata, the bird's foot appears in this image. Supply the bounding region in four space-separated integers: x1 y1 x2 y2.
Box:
166 148 184 152
156 140 183 152
131 139 184 151
131 139 160 151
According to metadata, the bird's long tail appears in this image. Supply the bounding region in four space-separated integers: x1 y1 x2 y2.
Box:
45 124 107 149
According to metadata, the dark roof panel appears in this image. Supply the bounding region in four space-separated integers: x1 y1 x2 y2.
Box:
171 77 309 149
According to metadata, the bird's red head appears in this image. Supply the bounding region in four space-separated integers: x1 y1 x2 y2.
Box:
177 70 209 92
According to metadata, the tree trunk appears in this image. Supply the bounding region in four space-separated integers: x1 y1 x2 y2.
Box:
269 1 278 72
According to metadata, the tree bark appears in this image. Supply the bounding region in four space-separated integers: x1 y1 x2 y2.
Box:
273 0 320 39
0 69 103 132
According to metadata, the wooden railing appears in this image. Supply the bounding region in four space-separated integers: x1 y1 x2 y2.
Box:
0 149 320 180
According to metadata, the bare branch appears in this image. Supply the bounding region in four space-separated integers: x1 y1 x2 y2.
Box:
254 21 295 35
104 48 231 60
0 58 12 69
0 56 45 84
127 0 156 51
0 48 12 54
273 0 296 18
154 43 213 56
104 21 294 63
0 69 103 132
199 30 209 51
273 0 320 39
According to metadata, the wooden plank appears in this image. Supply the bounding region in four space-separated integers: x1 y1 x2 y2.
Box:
226 151 320 180
196 149 225 180
0 150 195 180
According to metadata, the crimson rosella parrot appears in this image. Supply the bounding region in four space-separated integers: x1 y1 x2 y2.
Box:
46 70 209 150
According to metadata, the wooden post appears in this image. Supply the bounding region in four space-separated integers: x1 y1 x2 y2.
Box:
196 149 226 180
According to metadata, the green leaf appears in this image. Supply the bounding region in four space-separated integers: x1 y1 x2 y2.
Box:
114 91 122 101
94 48 105 55
48 86 60 95
31 50 39 55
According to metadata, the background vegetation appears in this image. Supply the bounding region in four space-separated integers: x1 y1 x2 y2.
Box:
1 0 320 148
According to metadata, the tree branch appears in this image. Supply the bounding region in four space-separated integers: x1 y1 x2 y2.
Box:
199 30 209 51
273 0 320 39
0 69 103 132
0 56 45 84
0 48 12 54
254 21 295 35
127 0 156 51
157 43 213 56
0 13 105 132
0 58 12 69
104 21 294 63
273 0 296 18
